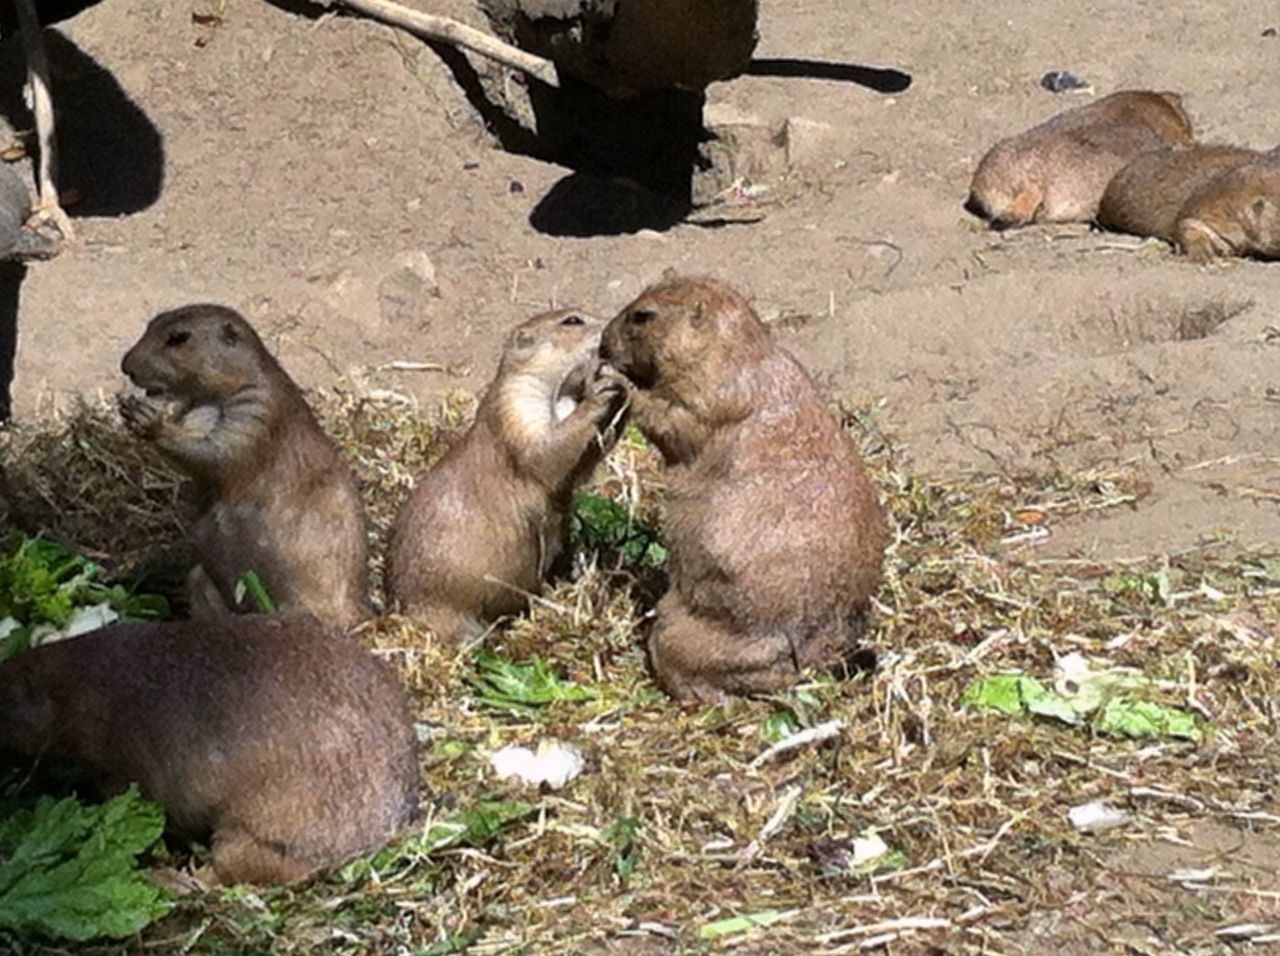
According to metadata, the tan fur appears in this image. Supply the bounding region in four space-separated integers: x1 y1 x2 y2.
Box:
0 616 419 885
1173 156 1280 262
1098 144 1262 240
966 90 1193 229
599 276 888 702
387 309 625 643
118 304 371 630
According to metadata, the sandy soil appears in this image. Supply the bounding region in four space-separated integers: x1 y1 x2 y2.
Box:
1 1 1278 948
6 1 1280 562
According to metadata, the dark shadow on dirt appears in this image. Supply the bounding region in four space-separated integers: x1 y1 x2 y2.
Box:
0 260 21 421
425 42 709 237
257 0 327 20
746 58 912 93
0 28 164 217
0 0 104 33
529 172 689 237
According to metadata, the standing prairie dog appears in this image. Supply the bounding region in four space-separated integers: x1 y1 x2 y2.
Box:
0 615 419 885
965 90 1193 229
118 304 371 630
387 309 626 643
599 276 888 701
1174 156 1280 262
1098 144 1263 240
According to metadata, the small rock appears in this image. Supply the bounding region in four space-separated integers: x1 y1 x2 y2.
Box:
379 251 438 327
1262 27 1277 37
783 117 836 170
1040 70 1090 93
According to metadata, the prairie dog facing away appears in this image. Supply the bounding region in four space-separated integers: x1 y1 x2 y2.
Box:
0 615 419 885
387 309 626 643
1098 144 1263 241
965 90 1193 229
599 276 888 701
118 304 371 630
1174 155 1280 262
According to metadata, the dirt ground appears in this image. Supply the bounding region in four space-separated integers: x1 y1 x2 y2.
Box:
2 0 1279 951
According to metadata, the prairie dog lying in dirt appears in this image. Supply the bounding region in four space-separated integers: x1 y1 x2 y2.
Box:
118 304 371 629
599 275 888 701
1098 144 1262 241
1174 155 1280 262
0 615 419 885
387 308 626 643
966 90 1193 229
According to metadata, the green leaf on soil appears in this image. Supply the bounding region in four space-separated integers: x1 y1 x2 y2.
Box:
0 787 171 941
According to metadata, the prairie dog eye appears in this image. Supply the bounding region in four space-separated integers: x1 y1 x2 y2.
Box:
560 314 585 327
166 330 191 347
629 308 656 325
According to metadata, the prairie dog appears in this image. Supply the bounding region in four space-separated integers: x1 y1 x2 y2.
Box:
966 90 1193 229
1174 156 1280 262
387 309 626 643
0 616 419 885
118 304 371 629
599 276 888 701
1098 144 1262 240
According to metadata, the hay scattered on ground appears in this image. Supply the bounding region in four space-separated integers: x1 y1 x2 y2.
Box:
3 391 1278 956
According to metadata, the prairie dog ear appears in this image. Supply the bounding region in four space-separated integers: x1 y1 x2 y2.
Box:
689 302 707 329
220 321 241 346
1242 196 1276 237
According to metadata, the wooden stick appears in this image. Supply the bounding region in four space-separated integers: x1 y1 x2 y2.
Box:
12 0 73 240
331 0 559 88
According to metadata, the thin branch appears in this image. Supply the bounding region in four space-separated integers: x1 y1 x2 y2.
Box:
331 0 559 88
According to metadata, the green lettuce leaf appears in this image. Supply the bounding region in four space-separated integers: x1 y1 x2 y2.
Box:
0 787 171 941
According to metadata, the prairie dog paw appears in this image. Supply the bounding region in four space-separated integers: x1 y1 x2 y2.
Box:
117 392 167 438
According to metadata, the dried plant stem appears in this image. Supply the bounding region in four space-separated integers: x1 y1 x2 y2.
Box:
332 0 560 88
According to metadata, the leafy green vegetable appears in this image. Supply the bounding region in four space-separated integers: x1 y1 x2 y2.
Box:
1097 698 1201 741
699 910 787 940
0 535 168 661
233 570 277 614
604 815 642 880
469 650 600 714
0 787 171 941
570 492 667 568
962 669 1202 741
338 800 535 883
761 708 801 743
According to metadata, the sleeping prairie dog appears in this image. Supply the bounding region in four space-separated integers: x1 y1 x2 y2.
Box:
966 90 1193 229
118 304 371 629
1174 156 1280 262
387 308 626 643
1098 144 1263 240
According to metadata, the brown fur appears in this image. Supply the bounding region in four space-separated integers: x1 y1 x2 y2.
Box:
599 276 888 701
118 304 371 629
1173 156 1280 262
0 616 419 885
1097 144 1262 240
966 90 1193 229
387 309 625 643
